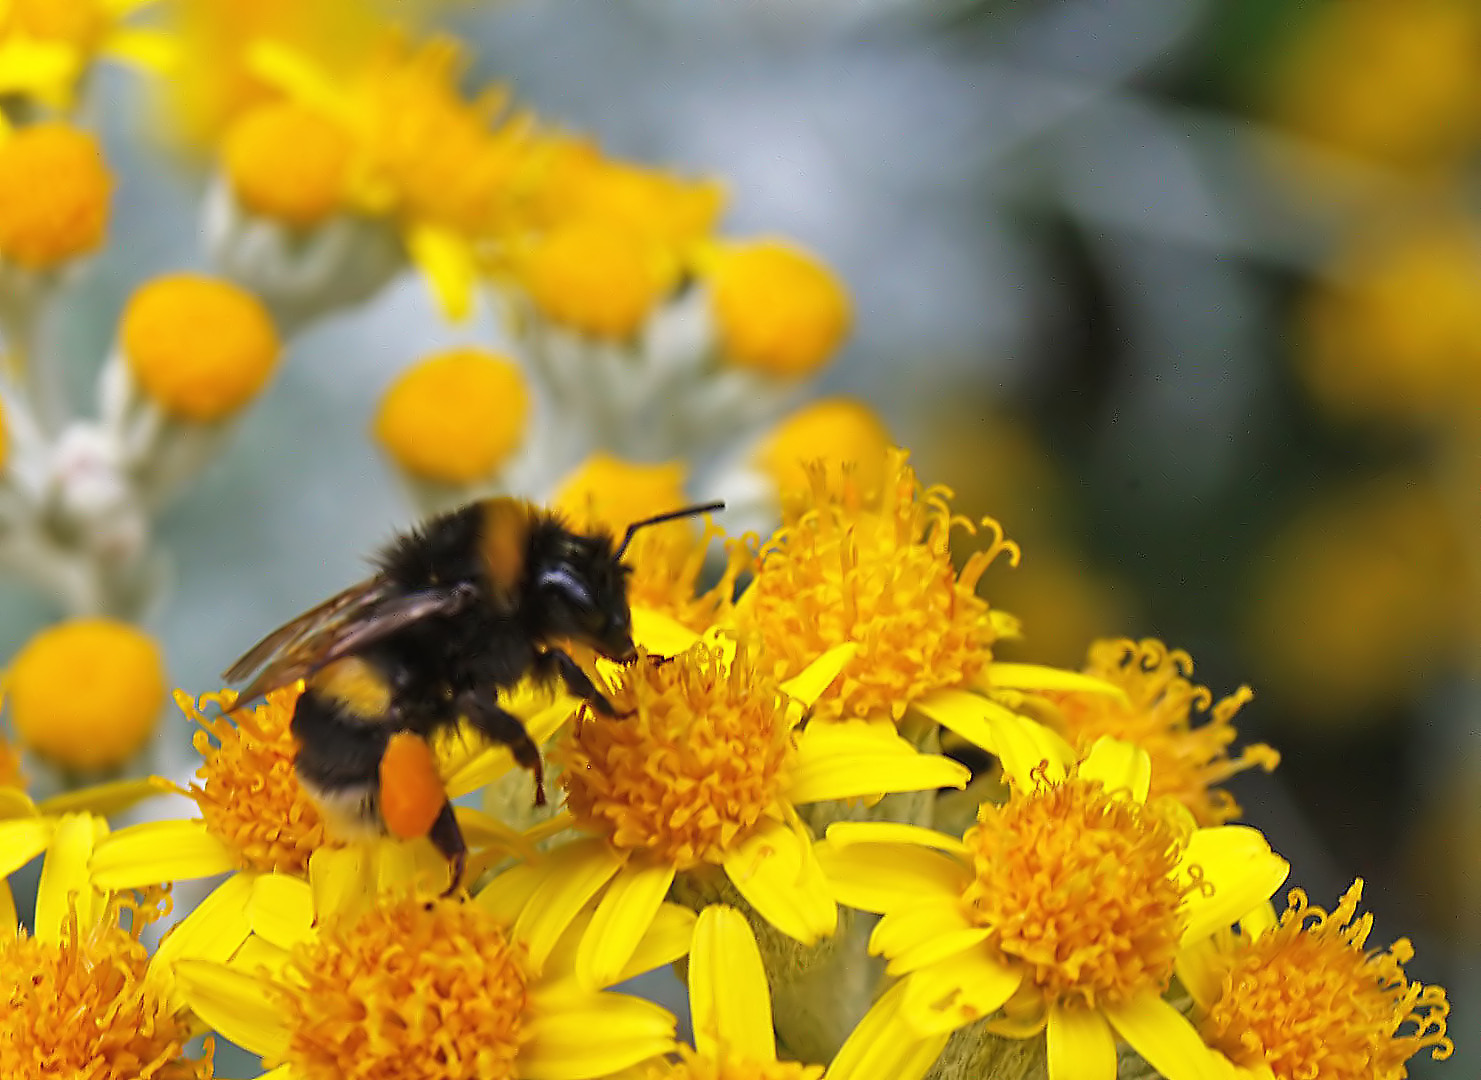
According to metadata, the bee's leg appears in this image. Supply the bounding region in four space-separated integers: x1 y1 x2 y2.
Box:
428 801 468 897
534 648 622 717
457 691 547 806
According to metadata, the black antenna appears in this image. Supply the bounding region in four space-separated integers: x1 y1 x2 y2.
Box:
616 501 725 559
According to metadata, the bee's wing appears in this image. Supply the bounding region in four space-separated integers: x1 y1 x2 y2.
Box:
224 577 472 705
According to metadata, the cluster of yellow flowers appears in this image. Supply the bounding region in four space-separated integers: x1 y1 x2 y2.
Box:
0 4 1458 1080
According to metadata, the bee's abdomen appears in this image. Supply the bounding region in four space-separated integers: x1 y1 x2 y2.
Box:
292 685 392 799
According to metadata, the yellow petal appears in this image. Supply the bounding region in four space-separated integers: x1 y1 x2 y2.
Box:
721 819 836 945
790 723 970 804
619 902 696 984
246 40 356 127
0 816 55 877
1238 900 1279 940
452 806 538 861
251 873 317 951
90 819 237 889
36 813 103 942
873 903 990 977
101 27 179 73
912 688 999 750
1174 934 1227 1013
917 690 1073 788
690 904 775 1062
827 980 950 1080
824 821 969 855
0 787 38 819
309 844 377 922
814 838 969 913
631 607 701 655
1079 737 1151 803
1178 827 1289 945
514 837 625 973
475 860 545 925
779 643 857 708
37 775 171 817
899 948 1023 1035
1047 1002 1117 1080
1102 990 1230 1080
519 987 676 1080
408 223 477 320
0 880 15 940
147 872 258 1009
174 958 292 1060
986 663 1128 700
577 857 676 989
443 700 572 796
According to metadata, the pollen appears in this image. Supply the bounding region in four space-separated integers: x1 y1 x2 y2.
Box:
741 448 1015 724
120 274 281 423
641 1048 824 1080
962 774 1192 1009
277 893 529 1080
178 685 331 874
0 890 213 1080
0 123 110 270
1199 880 1453 1080
755 398 891 500
3 617 164 772
555 647 795 868
521 220 665 339
373 348 530 484
706 240 851 377
222 102 353 228
1053 639 1280 827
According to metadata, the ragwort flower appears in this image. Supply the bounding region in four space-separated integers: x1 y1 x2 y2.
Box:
1179 880 1453 1080
501 638 968 990
818 726 1290 1080
0 0 174 111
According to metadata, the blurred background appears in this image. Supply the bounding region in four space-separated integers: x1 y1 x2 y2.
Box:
1 0 1475 1070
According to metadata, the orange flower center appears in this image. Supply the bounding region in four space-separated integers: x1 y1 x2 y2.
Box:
222 102 353 227
1200 881 1453 1080
0 891 213 1080
741 449 1014 724
554 648 795 868
178 685 330 873
0 123 110 270
1054 639 1279 827
643 1048 824 1080
961 775 1191 1009
278 895 529 1080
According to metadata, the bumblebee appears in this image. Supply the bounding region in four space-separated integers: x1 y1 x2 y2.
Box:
225 496 722 891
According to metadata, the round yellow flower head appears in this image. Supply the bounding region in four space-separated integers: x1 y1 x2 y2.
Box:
120 274 281 423
554 453 690 544
373 347 530 484
521 219 665 340
222 101 354 228
707 239 850 377
4 0 107 52
756 397 890 499
4 617 164 771
0 123 110 270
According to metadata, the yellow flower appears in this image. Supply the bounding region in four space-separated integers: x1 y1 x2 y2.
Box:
89 682 569 891
1180 880 1453 1080
171 854 689 1080
3 617 164 772
1300 218 1481 423
754 398 891 501
501 639 968 990
120 273 281 422
221 101 354 228
706 240 851 377
0 394 7 472
634 905 826 1080
1046 638 1279 827
0 812 214 1080
0 123 110 271
818 729 1290 1080
373 347 531 485
0 0 174 110
521 218 666 339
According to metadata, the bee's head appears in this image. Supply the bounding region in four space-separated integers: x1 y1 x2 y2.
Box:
531 530 636 662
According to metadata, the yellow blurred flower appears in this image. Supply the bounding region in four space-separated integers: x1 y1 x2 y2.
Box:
0 123 110 271
3 618 164 772
521 218 667 339
755 398 891 501
0 0 174 110
706 239 851 377
119 273 281 423
1179 880 1452 1080
373 347 531 485
221 101 354 228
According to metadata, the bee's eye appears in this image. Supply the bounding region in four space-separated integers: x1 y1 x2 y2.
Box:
536 565 594 609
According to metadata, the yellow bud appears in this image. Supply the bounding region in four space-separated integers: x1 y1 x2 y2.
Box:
120 274 281 422
756 398 890 498
707 239 850 377
521 221 664 340
222 102 353 228
0 123 110 270
374 348 530 484
553 453 689 536
5 618 165 771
